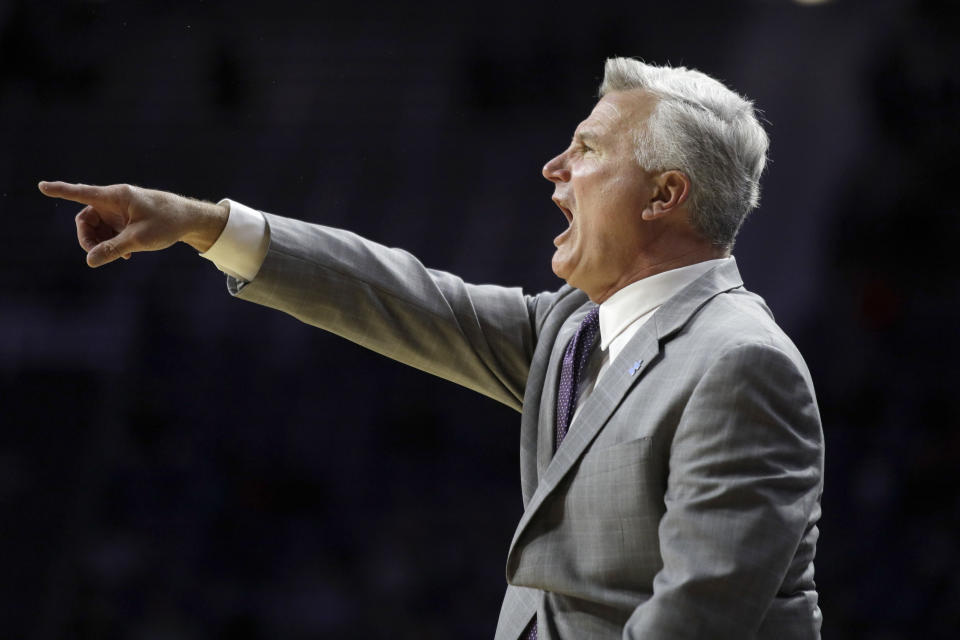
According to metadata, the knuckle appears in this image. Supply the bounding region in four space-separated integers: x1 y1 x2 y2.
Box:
111 183 133 202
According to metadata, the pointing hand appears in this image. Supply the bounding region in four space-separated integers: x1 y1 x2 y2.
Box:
38 181 228 267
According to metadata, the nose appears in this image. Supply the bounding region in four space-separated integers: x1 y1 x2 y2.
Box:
542 151 570 183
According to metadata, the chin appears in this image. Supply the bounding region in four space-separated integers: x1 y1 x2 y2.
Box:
551 259 571 283
553 269 582 294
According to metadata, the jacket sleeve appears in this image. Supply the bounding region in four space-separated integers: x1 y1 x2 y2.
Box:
225 211 551 412
623 342 824 639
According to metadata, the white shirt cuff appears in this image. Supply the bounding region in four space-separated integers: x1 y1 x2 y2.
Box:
199 199 270 282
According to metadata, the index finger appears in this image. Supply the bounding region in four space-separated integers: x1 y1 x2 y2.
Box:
38 181 107 206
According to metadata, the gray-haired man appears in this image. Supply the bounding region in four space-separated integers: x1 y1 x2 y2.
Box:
40 58 823 639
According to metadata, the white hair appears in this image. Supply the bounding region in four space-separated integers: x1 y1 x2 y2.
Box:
600 58 769 250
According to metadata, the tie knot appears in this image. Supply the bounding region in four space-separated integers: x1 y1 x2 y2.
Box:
580 305 600 331
574 306 600 348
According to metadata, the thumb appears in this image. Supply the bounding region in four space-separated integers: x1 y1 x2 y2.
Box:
86 229 137 268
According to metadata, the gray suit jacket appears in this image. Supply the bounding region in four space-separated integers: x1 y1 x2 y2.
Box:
227 212 824 640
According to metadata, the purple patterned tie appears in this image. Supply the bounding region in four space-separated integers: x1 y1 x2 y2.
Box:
554 305 601 450
521 306 601 640
523 618 539 640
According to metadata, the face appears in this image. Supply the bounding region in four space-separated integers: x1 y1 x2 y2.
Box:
543 90 660 302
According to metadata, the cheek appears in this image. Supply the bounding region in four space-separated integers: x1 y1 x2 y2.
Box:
605 174 641 203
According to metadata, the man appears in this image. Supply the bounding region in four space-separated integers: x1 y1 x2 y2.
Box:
39 58 824 639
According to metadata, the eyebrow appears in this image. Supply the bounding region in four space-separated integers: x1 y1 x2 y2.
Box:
574 130 601 145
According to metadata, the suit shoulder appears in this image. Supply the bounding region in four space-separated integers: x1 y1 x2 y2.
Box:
686 286 808 369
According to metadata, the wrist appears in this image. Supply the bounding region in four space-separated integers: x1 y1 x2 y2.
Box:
182 199 229 253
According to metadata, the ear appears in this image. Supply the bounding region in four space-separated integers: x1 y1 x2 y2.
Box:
641 170 691 221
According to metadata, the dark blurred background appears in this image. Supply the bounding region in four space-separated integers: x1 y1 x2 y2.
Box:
2 0 959 637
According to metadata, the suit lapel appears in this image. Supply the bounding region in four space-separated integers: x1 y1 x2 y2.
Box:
507 323 661 568
552 322 661 472
507 258 746 575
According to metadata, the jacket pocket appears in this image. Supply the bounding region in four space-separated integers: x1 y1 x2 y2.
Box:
575 436 654 478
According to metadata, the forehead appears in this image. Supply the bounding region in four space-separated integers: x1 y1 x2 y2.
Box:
576 89 657 139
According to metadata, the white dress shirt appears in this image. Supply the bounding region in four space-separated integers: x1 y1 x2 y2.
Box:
200 200 730 420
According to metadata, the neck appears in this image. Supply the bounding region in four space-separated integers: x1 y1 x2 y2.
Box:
590 241 726 304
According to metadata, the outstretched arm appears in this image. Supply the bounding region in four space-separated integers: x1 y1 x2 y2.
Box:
225 211 544 410
38 181 228 267
39 180 548 410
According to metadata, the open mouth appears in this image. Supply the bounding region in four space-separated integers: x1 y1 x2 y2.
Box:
553 197 574 224
552 198 574 246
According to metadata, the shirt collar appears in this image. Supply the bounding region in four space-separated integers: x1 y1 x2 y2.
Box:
598 258 731 351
